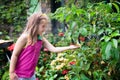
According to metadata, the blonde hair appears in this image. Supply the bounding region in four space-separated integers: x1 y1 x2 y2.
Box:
24 12 48 44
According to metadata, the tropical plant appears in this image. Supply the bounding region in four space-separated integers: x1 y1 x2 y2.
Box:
48 1 120 80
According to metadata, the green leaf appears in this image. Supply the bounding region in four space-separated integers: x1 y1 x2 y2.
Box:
53 74 57 78
72 76 80 80
92 24 96 33
80 73 90 80
110 31 120 37
80 28 88 36
58 77 65 80
69 71 77 75
84 63 91 71
112 39 118 48
1 71 9 80
112 3 119 13
105 28 112 34
105 42 112 59
39 66 44 72
49 77 54 80
111 48 119 60
104 36 111 42
71 21 76 29
101 36 111 42
36 66 39 71
98 29 104 35
93 71 99 78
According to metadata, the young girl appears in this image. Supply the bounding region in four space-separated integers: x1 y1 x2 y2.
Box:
9 13 80 80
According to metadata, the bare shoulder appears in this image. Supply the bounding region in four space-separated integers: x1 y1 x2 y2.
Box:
16 33 28 44
12 33 28 56
19 33 28 40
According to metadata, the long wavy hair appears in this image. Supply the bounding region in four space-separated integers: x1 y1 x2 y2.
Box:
24 12 48 44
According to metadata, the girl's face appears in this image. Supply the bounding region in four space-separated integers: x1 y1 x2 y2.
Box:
38 19 47 35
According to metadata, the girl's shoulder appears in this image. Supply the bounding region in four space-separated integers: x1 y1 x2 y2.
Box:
18 33 29 43
21 33 29 39
19 33 29 47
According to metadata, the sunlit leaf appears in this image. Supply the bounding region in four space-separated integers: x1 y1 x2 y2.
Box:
112 39 118 48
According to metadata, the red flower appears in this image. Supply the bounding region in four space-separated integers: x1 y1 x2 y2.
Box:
58 32 64 37
69 61 76 65
79 36 85 42
62 69 69 75
43 48 49 52
7 43 15 51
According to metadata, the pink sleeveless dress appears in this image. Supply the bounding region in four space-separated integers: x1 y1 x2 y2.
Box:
15 40 42 78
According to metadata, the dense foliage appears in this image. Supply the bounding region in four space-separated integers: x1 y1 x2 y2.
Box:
0 0 27 39
36 1 120 80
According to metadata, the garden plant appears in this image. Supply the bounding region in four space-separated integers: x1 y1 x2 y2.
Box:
0 0 120 80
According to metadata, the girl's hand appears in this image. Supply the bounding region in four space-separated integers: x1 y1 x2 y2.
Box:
69 44 81 49
9 72 18 80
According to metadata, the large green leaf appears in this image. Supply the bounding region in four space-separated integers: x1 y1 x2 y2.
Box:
105 42 112 59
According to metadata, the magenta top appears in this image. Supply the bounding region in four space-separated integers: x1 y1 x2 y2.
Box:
15 40 43 78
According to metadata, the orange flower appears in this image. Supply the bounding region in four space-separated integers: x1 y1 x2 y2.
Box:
69 61 76 65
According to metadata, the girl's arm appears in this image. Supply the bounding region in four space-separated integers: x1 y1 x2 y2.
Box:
43 37 80 53
9 34 27 74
